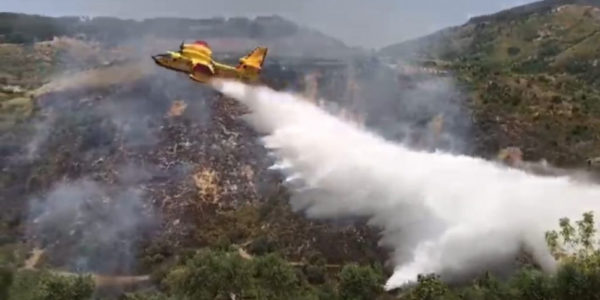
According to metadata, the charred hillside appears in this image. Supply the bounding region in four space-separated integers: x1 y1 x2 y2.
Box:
0 21 409 296
7 2 600 298
0 13 479 295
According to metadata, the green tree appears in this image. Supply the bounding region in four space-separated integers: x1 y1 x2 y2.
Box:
248 236 278 256
404 273 453 300
303 251 327 285
338 264 384 300
509 268 553 300
507 46 521 56
545 211 599 267
544 211 600 299
34 273 94 300
254 253 302 299
395 212 600 299
164 249 253 300
0 267 13 300
8 270 94 300
165 249 314 300
553 262 600 299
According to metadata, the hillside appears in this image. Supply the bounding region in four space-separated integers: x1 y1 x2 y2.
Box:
0 12 399 299
381 1 600 165
0 13 358 58
5 3 600 299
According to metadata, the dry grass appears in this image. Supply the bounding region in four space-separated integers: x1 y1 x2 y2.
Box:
194 168 221 204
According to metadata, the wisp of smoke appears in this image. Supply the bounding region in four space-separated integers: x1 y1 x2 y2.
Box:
27 174 157 274
212 79 600 290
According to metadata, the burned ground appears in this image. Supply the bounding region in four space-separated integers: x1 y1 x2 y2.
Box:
0 28 491 299
0 48 401 286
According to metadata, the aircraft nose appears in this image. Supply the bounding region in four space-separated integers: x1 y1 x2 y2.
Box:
152 54 167 62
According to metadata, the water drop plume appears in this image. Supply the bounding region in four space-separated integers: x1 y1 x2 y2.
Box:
213 79 600 290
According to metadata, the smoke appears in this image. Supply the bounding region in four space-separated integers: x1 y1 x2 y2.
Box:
23 62 213 160
27 165 158 274
25 110 58 160
17 42 200 274
213 79 600 290
345 61 472 154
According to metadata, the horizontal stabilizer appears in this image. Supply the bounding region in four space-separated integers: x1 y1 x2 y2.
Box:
238 47 268 70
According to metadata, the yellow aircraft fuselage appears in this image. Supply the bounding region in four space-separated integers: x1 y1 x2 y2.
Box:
152 40 268 84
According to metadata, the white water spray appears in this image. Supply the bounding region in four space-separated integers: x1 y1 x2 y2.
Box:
212 79 600 290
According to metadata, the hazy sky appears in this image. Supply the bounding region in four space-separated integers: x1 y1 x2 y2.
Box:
2 0 536 48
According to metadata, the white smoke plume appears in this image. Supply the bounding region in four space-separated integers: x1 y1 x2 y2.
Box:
27 165 158 274
212 79 600 290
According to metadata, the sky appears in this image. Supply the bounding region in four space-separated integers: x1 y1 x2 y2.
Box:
2 0 537 49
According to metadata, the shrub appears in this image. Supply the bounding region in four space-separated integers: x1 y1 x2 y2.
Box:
248 236 278 256
338 264 384 300
507 47 521 56
8 270 94 300
164 249 305 300
34 273 94 300
509 268 554 300
254 253 302 299
0 267 13 300
403 274 452 300
164 249 253 300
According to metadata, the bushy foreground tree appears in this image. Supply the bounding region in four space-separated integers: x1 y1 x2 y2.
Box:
161 248 387 300
6 269 94 300
152 212 600 299
9 213 597 299
163 249 305 300
0 267 13 300
338 263 385 300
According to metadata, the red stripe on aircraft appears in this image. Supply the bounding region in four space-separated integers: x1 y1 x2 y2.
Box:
194 40 209 47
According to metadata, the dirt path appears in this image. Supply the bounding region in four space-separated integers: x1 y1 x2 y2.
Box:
23 247 44 270
21 248 151 289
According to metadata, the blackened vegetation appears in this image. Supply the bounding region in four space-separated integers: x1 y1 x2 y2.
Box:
27 178 157 274
0 21 479 297
0 55 401 289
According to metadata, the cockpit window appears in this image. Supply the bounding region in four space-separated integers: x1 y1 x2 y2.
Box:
154 54 172 61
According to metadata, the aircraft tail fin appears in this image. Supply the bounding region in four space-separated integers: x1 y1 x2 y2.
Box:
238 47 268 71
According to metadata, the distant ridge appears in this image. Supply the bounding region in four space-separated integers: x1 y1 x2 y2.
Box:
468 0 600 24
380 0 600 165
379 0 600 59
0 12 359 59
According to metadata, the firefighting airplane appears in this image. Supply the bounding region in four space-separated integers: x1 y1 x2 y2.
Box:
152 40 268 84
